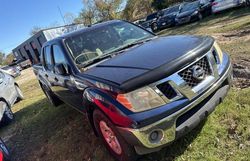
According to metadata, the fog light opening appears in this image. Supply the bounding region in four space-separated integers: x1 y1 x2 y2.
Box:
149 129 164 143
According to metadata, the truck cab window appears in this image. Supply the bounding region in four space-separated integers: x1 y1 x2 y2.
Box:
44 46 53 71
52 45 66 66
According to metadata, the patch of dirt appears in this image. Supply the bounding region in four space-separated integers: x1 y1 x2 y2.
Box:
16 68 36 85
212 29 250 44
232 58 250 89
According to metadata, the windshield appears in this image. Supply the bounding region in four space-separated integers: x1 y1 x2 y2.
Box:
65 21 154 65
181 2 199 12
165 5 180 14
146 13 157 21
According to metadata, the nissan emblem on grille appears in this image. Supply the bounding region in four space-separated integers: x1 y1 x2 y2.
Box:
191 65 205 81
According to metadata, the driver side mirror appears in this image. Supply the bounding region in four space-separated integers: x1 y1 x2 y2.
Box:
54 64 69 76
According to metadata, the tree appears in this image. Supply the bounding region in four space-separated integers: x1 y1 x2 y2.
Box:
64 12 77 25
151 0 182 10
75 0 98 25
94 0 123 21
122 0 153 21
0 52 4 65
3 54 14 65
30 26 43 36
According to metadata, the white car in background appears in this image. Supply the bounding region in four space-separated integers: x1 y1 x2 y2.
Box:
212 0 245 13
0 69 23 125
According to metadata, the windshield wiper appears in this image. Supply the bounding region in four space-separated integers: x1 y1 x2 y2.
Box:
110 37 155 55
78 54 112 68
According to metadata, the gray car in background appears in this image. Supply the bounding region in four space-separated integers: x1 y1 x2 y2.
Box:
0 69 23 125
1 66 21 78
212 0 245 13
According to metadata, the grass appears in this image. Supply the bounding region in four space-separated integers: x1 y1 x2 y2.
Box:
0 7 250 161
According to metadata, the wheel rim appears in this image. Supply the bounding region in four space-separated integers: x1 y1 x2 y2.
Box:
5 107 13 119
152 23 157 31
0 143 9 156
99 120 122 155
16 86 24 98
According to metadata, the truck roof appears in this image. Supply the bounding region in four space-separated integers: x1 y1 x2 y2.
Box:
43 20 123 46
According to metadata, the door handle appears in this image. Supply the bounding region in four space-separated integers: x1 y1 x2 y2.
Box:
45 74 48 78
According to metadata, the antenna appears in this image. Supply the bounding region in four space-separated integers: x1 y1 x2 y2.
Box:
58 6 66 25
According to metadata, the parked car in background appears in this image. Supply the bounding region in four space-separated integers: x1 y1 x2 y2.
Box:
246 0 250 6
175 1 204 25
0 69 23 125
199 0 213 15
1 66 20 78
155 4 181 31
140 12 158 31
0 138 10 161
19 59 32 69
212 0 245 13
34 20 232 161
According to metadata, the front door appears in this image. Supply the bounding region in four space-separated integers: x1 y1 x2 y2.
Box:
50 44 84 111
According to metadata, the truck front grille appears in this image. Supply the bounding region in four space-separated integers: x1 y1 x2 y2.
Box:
157 82 177 100
179 56 212 87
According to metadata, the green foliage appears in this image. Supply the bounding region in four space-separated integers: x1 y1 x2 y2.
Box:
76 0 125 25
94 0 123 20
0 51 4 65
29 26 43 36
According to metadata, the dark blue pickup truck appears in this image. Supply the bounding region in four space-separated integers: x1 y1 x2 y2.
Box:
33 20 232 161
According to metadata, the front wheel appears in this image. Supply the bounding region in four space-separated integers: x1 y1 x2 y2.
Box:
151 22 158 32
0 138 11 161
246 0 250 6
0 102 14 125
93 110 138 161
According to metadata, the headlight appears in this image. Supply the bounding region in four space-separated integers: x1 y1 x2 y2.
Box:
116 86 165 112
213 41 223 63
191 11 199 16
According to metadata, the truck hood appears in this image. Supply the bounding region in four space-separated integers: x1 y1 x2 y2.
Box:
83 35 214 92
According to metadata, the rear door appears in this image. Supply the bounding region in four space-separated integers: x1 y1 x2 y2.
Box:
50 44 84 111
42 46 55 88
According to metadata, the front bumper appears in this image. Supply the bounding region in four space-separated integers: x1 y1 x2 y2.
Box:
117 53 233 155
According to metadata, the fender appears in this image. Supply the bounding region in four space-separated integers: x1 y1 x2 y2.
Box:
83 87 135 130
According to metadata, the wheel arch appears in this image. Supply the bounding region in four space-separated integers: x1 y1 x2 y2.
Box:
0 97 10 107
14 82 19 87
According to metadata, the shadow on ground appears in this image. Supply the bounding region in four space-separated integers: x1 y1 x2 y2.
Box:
4 98 113 161
3 96 208 161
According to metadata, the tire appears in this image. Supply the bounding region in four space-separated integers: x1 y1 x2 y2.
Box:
151 22 158 32
41 84 63 107
1 102 14 125
0 138 11 161
246 0 250 6
93 110 138 161
15 85 24 101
